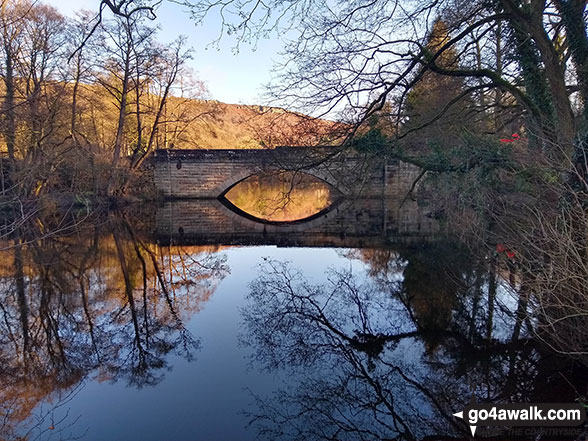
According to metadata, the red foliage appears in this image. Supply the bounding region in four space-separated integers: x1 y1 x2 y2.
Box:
497 243 516 260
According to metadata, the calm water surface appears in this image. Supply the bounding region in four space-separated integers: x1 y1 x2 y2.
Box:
41 246 354 441
1 191 587 440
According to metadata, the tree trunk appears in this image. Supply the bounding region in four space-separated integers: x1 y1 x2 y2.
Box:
551 0 588 187
532 26 577 146
554 0 588 121
499 0 576 148
108 50 131 196
71 57 81 134
3 42 16 163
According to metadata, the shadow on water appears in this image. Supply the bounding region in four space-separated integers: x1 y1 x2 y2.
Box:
0 198 586 440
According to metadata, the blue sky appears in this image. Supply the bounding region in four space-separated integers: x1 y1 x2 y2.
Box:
51 0 284 105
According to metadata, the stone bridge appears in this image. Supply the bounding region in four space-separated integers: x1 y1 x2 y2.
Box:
150 146 439 246
152 147 416 199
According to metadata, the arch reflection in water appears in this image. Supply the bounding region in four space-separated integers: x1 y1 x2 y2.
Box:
221 171 341 223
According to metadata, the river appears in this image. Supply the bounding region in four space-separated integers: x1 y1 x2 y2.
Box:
0 177 586 440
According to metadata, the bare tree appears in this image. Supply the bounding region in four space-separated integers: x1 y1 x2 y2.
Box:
128 36 192 171
175 0 586 153
0 0 69 198
93 11 156 193
0 0 28 164
18 3 66 161
65 11 96 135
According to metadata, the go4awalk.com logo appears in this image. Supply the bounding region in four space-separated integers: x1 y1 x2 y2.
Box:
453 397 586 436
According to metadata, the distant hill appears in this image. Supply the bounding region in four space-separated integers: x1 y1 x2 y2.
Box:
75 81 344 151
0 80 344 157
160 98 344 149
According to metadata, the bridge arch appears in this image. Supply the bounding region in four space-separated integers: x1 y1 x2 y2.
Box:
151 147 396 199
212 166 348 199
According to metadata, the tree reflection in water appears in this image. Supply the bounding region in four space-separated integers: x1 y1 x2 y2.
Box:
241 244 588 441
0 214 229 440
